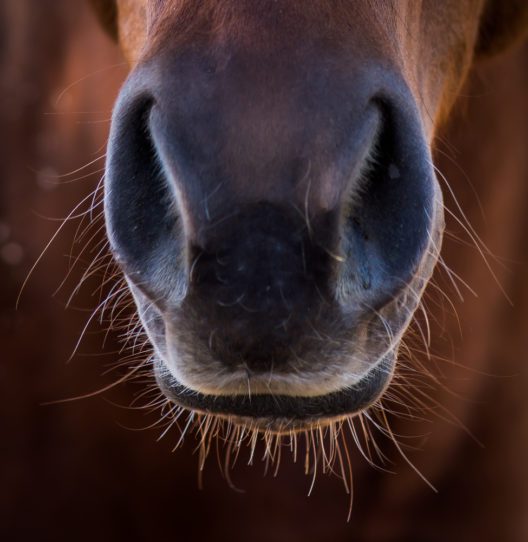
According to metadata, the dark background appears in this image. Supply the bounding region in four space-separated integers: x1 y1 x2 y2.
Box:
1 2 528 541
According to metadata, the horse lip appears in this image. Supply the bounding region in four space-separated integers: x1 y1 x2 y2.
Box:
154 352 394 432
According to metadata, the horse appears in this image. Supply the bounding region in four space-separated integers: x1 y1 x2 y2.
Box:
90 0 528 434
1 1 528 540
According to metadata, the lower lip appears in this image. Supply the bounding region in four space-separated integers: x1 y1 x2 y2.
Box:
154 352 394 430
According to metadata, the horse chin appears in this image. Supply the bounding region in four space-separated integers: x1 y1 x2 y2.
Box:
153 351 395 434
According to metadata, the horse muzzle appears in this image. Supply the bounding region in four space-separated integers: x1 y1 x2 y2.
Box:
104 43 444 430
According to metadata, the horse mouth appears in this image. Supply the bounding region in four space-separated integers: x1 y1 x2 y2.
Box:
154 352 394 432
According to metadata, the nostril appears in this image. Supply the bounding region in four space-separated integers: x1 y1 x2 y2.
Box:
105 94 185 304
339 100 435 310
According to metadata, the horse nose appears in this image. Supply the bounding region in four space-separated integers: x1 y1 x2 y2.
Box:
104 55 438 376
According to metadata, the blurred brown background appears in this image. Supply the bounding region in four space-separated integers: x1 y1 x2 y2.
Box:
1 2 528 541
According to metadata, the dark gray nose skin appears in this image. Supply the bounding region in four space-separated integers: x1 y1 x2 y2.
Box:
105 41 436 377
182 202 338 371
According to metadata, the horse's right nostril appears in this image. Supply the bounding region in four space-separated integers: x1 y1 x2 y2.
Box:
105 96 186 305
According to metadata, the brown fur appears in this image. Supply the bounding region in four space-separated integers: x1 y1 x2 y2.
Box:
91 0 528 124
1 2 527 540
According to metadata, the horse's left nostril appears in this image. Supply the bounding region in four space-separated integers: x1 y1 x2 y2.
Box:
337 100 437 312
